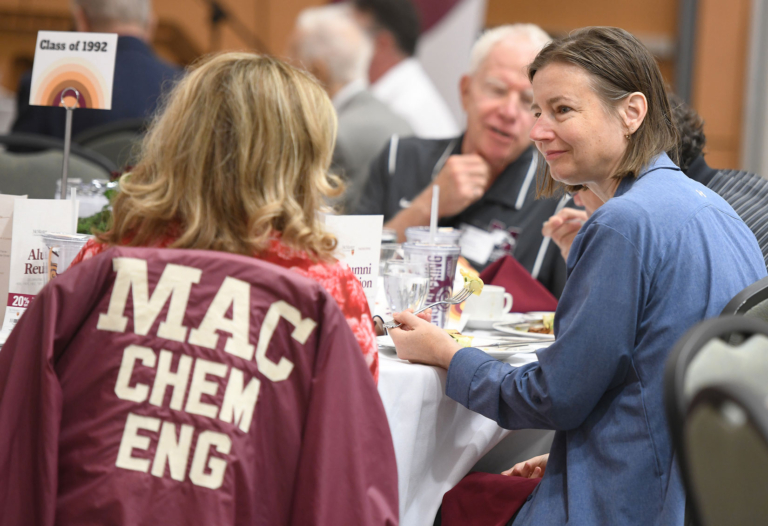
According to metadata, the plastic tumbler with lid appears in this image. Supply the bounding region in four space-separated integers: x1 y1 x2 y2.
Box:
41 233 92 283
402 242 460 328
405 226 463 246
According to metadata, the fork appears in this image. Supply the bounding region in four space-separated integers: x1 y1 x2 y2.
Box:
383 287 473 330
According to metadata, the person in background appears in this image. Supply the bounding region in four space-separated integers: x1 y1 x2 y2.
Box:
544 93 768 269
69 53 380 383
12 0 179 139
389 27 766 525
355 24 570 298
288 4 412 212
351 0 459 139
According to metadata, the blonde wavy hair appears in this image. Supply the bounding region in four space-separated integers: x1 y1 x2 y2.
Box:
100 52 343 260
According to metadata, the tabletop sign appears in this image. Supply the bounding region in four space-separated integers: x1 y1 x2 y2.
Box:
0 196 26 326
0 199 76 346
324 214 383 314
29 31 118 110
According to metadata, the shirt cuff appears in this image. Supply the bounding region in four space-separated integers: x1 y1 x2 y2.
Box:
446 347 496 407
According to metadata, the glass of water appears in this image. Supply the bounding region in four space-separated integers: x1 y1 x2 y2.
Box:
383 260 429 314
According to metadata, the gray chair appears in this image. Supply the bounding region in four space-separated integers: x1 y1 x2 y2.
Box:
685 383 768 526
665 315 768 526
722 275 768 322
0 133 116 199
73 118 146 170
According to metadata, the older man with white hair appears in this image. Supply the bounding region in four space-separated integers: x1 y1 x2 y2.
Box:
355 24 570 297
290 5 413 211
12 0 179 139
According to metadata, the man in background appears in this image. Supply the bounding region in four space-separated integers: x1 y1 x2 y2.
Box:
354 24 571 298
351 0 459 139
12 0 179 139
289 4 412 212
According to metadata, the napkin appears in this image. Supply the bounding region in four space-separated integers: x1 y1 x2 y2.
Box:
441 471 541 526
479 255 558 313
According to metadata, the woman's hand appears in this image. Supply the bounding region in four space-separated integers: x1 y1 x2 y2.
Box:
389 310 462 369
374 309 432 336
542 209 588 261
502 454 549 478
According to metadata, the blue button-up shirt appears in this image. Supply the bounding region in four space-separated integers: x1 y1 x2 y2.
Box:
446 154 767 525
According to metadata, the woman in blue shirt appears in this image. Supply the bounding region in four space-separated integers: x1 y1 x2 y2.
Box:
390 27 767 525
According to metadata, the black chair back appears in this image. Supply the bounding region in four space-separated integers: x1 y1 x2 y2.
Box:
0 133 116 199
664 314 768 526
73 118 147 170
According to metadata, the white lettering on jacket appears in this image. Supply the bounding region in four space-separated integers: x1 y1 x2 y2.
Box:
104 258 318 490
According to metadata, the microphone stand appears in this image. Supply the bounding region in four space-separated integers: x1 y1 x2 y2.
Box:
197 0 269 53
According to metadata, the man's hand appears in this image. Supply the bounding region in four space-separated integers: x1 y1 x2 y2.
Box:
384 154 491 241
389 310 462 369
413 154 491 218
541 208 589 261
502 454 549 479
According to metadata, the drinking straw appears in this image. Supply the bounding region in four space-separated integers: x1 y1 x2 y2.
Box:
429 185 439 244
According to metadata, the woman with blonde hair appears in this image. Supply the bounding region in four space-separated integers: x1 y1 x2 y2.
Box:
71 52 379 381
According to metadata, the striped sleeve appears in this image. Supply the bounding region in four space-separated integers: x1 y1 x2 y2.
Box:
708 169 768 269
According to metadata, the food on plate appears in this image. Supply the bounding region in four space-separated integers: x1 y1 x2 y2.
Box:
460 268 484 295
518 313 555 335
445 329 474 347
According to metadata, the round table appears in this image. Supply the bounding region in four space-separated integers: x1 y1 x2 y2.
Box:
377 345 554 526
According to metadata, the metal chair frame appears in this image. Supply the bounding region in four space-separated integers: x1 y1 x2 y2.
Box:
721 275 768 315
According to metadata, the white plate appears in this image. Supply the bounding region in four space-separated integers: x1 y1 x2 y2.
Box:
465 312 526 330
377 335 396 349
376 334 546 360
492 321 555 340
482 342 551 358
377 334 522 349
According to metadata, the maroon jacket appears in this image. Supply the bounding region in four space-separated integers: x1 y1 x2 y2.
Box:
0 247 398 526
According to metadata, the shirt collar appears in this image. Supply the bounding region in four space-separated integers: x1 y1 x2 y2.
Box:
685 154 719 186
476 145 537 209
614 152 680 198
371 58 423 99
332 79 367 111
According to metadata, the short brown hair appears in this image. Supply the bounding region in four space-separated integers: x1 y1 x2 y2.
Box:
528 26 679 197
101 52 342 260
667 92 706 173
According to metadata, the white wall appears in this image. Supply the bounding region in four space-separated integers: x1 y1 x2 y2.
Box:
416 0 487 130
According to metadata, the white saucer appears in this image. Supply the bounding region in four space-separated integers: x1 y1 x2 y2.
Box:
465 312 525 330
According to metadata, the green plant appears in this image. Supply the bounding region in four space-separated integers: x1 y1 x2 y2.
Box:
77 188 116 235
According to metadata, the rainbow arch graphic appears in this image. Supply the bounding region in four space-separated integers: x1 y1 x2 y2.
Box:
31 57 110 109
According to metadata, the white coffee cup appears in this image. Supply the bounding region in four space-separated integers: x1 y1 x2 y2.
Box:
463 285 513 320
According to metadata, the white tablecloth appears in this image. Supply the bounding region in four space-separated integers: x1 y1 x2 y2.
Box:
378 347 554 526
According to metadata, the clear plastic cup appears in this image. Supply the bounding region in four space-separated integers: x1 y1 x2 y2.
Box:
402 242 461 328
41 232 92 283
382 228 398 244
405 226 463 246
380 242 403 273
382 260 429 314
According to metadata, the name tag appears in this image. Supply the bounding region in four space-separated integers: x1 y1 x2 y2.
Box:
459 224 496 266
